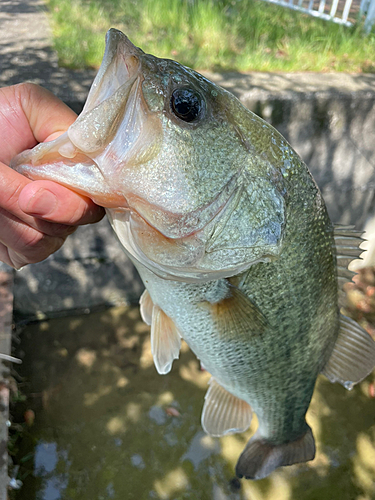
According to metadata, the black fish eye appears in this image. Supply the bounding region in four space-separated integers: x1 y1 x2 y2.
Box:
170 88 203 122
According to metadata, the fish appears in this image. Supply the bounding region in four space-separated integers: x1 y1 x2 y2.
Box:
11 28 375 480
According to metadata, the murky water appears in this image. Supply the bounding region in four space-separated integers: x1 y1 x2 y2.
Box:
13 306 375 500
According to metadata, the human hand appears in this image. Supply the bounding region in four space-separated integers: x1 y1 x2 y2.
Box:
0 83 105 269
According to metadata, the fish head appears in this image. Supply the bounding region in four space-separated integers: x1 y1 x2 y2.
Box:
11 29 287 282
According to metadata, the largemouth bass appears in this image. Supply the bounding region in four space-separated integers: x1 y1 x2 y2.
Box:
11 29 375 480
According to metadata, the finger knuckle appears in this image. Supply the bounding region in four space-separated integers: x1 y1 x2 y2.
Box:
15 82 43 102
21 231 64 263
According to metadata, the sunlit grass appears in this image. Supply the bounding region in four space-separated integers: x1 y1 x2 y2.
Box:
46 0 375 73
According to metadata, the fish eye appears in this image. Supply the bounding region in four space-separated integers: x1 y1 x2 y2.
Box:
170 88 203 122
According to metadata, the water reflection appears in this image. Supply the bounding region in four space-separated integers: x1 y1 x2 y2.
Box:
34 442 69 500
13 305 375 500
181 431 221 471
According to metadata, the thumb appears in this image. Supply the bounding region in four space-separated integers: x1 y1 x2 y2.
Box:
18 181 105 226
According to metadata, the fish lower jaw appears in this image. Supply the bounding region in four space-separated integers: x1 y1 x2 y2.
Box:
11 144 130 209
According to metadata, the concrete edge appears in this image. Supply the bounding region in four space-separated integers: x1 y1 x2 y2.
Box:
0 268 14 500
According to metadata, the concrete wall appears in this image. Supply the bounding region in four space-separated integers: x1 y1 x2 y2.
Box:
13 220 144 320
12 72 375 319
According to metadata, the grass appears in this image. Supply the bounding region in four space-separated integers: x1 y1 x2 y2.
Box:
46 0 375 73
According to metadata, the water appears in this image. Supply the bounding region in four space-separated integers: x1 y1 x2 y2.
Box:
13 305 375 500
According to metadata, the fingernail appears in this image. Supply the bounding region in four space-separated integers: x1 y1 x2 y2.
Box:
24 188 58 216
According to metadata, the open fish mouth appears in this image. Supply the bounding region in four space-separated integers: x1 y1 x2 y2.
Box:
11 29 159 209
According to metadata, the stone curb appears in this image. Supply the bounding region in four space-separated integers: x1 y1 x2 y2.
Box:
0 266 14 500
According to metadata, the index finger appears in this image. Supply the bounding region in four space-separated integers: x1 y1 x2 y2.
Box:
0 83 77 165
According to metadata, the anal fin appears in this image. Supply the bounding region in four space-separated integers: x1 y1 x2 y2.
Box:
236 426 315 480
322 314 375 390
201 378 252 437
151 305 181 375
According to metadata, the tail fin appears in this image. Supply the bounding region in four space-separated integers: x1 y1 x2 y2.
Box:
235 426 315 480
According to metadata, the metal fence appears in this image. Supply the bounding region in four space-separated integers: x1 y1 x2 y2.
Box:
261 0 375 31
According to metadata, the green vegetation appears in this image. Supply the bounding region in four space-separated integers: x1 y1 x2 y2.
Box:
46 0 375 73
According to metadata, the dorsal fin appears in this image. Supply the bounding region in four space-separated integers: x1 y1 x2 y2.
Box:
139 289 153 326
201 378 252 437
334 225 365 306
151 305 181 375
321 313 375 390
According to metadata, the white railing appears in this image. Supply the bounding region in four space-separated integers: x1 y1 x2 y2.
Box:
261 0 375 31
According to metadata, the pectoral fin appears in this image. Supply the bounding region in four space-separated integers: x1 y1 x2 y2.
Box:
201 378 252 436
204 285 267 341
322 314 375 390
151 305 181 375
